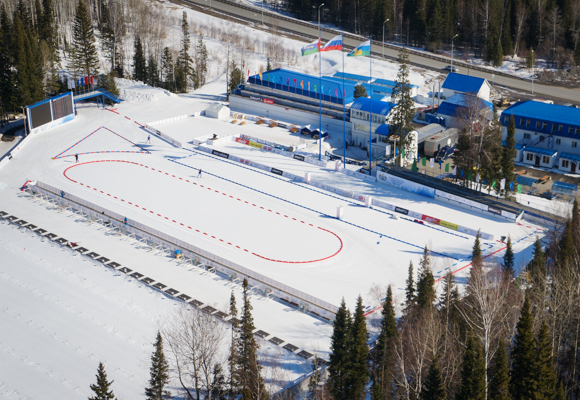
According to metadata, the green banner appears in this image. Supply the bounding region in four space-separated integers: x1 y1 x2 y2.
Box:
422 157 426 166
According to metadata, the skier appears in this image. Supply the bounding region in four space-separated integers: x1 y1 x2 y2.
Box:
75 154 79 163
124 217 128 226
146 135 151 144
61 191 65 198
197 169 202 178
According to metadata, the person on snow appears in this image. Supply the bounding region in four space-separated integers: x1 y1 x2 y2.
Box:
197 169 202 178
146 135 151 144
75 154 79 163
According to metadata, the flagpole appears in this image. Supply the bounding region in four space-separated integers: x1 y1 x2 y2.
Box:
369 36 372 175
342 31 346 170
318 4 324 161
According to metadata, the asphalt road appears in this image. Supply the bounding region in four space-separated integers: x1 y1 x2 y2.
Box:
179 0 580 103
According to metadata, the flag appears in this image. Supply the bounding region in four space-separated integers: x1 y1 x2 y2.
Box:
439 160 442 169
476 173 480 184
322 35 343 51
452 166 457 175
491 179 496 188
408 150 413 161
84 76 89 85
255 70 257 79
517 184 522 193
510 181 514 191
430 158 434 168
334 88 338 97
500 178 506 190
445 163 449 172
412 160 418 172
321 85 324 94
301 39 320 56
422 157 426 166
468 171 472 180
78 78 83 86
460 170 464 177
90 76 94 84
347 40 371 57
300 80 304 89
248 69 250 78
314 84 317 92
308 82 310 90
293 78 297 87
286 78 289 86
259 72 262 81
278 77 282 84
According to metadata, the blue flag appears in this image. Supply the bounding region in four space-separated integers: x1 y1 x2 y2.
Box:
510 181 514 191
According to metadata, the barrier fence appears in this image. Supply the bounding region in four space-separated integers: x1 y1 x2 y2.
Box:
31 180 338 319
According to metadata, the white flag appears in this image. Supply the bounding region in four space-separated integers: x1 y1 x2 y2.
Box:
500 178 506 190
430 157 434 168
385 144 391 156
452 166 457 176
476 173 480 184
408 151 413 161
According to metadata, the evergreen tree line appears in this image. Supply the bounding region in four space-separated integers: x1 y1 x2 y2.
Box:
288 0 580 66
323 202 580 400
88 278 267 400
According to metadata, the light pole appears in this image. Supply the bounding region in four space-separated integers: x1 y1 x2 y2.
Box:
382 19 390 59
531 49 534 95
261 0 264 25
451 33 458 70
318 2 324 161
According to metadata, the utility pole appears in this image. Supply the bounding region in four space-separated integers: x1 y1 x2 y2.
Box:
382 19 390 59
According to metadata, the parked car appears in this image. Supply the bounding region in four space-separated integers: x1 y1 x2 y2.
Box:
444 65 459 72
435 145 456 163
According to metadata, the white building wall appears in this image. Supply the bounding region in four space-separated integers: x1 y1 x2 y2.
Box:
477 83 491 102
522 151 556 168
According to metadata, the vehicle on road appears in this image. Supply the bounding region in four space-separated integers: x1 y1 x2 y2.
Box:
435 145 456 162
444 65 459 72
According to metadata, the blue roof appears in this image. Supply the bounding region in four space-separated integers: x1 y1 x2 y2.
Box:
552 180 578 193
441 73 487 94
333 72 419 89
560 152 580 162
516 175 539 186
375 124 391 136
523 146 557 156
503 100 580 128
501 140 525 150
350 97 397 116
437 94 493 117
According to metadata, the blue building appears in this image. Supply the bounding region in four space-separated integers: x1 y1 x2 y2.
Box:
441 73 491 101
349 97 397 157
434 93 494 128
501 100 580 173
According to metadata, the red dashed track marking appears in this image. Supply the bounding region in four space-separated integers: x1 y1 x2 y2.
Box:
63 160 343 263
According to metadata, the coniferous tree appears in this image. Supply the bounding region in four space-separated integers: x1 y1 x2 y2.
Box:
390 47 415 164
160 47 175 92
405 261 416 311
502 236 515 278
328 298 352 400
146 55 159 87
228 290 239 399
98 72 119 97
502 115 517 189
12 16 34 106
176 11 194 92
144 331 171 400
348 295 369 400
353 84 367 99
559 219 575 267
194 34 208 88
38 0 58 60
535 321 556 400
132 36 146 82
456 335 486 400
228 60 243 93
472 233 483 269
89 362 116 400
420 355 446 400
237 279 266 400
510 294 536 400
372 285 397 400
416 246 435 310
266 57 272 71
0 5 15 120
489 343 511 400
70 0 99 77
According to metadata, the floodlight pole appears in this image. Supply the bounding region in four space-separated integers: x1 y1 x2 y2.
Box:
382 19 389 59
531 49 534 95
318 3 324 161
451 34 458 69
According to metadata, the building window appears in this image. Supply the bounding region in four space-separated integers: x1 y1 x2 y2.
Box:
520 118 525 126
570 127 574 134
543 156 550 164
526 153 534 161
552 124 557 133
576 127 580 135
559 125 564 132
562 160 570 168
574 142 578 148
354 123 370 132
556 138 561 145
527 119 531 127
524 133 531 139
543 122 547 130
536 121 541 129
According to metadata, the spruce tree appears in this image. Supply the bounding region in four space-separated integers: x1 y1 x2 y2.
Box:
510 294 536 400
0 6 11 121
39 0 58 60
228 60 243 93
70 0 99 77
144 331 171 400
353 84 367 99
328 298 352 400
98 72 119 97
416 246 435 310
535 321 556 400
12 15 33 106
372 285 397 399
237 279 266 400
194 34 208 88
160 47 175 91
502 236 515 278
572 199 580 246
390 47 415 164
472 233 483 269
348 295 369 400
228 290 239 399
489 343 511 400
146 55 159 87
132 36 146 83
176 11 194 92
420 355 446 400
502 115 517 188
89 362 116 400
559 219 575 267
456 335 486 400
404 261 416 311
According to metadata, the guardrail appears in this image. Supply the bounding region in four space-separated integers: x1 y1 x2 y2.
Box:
181 0 530 84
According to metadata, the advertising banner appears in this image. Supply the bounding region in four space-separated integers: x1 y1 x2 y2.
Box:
421 215 441 224
263 98 274 104
271 168 283 176
235 138 249 145
377 171 435 199
212 150 230 159
248 141 263 149
439 220 459 231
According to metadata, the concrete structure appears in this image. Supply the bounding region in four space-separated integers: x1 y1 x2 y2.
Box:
349 97 396 157
435 93 494 129
441 73 492 101
205 103 230 120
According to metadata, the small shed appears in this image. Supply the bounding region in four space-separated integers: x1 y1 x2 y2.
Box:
558 152 580 174
205 103 230 120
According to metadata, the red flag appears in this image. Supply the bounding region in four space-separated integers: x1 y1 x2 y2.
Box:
293 79 297 87
84 76 88 85
248 69 250 78
90 76 94 84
